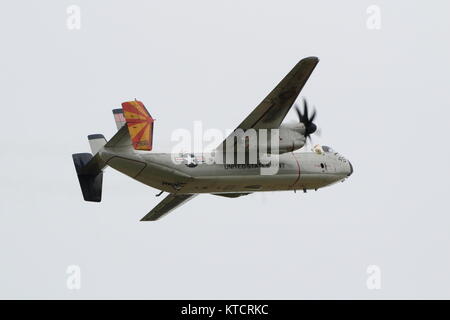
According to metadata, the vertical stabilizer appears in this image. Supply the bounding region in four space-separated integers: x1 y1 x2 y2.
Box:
72 153 103 202
122 100 154 151
88 134 107 155
112 109 126 130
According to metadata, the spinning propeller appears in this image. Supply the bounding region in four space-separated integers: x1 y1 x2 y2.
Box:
294 98 320 148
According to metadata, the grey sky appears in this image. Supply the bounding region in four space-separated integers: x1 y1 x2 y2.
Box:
0 0 449 298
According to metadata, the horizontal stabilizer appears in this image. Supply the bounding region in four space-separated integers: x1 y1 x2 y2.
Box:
104 124 131 149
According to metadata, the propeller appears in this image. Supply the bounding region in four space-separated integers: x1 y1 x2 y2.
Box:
294 98 320 149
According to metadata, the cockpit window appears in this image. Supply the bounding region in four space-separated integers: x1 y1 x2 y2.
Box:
322 146 334 153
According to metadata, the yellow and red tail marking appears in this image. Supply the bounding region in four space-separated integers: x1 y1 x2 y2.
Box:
121 100 154 151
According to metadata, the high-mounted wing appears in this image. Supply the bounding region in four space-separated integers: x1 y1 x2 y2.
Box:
236 56 319 130
216 57 319 150
140 193 197 221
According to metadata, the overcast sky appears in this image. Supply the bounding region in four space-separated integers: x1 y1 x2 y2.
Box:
1 0 450 299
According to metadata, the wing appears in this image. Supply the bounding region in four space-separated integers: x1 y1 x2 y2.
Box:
216 57 319 150
235 56 319 130
140 193 197 221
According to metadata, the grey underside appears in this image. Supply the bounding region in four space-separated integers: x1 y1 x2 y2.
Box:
99 147 344 194
89 144 347 221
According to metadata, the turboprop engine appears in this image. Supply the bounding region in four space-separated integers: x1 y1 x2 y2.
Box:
227 99 320 155
267 98 320 154
277 122 307 153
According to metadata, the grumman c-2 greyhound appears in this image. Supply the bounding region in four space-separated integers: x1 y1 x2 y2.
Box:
73 57 353 221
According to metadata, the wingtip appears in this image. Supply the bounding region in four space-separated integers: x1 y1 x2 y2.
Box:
140 217 156 222
302 56 320 63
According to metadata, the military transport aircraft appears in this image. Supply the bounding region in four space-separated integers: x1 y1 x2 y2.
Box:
73 56 353 221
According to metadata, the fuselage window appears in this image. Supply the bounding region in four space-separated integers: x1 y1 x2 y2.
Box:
320 163 325 169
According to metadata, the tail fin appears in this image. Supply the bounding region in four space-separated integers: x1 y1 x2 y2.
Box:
122 100 154 151
73 99 154 203
105 100 155 151
73 136 107 202
72 153 103 202
88 134 106 154
112 109 126 130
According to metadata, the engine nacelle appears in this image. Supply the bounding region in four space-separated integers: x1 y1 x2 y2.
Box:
223 123 306 155
276 123 306 154
245 123 306 154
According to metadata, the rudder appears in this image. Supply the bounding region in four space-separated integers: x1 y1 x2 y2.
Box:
122 100 154 151
72 153 103 202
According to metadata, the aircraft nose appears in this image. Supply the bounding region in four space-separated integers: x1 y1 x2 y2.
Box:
348 161 353 176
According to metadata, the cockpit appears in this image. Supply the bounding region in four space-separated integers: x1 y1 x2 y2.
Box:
321 145 335 153
312 144 336 154
311 145 353 176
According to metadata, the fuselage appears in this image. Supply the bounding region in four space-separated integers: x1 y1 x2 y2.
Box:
98 147 353 194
